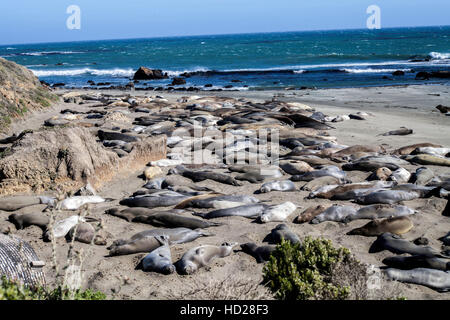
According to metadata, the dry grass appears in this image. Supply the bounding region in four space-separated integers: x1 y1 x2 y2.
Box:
162 274 275 300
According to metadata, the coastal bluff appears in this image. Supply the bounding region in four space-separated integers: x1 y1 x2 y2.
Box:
0 57 58 131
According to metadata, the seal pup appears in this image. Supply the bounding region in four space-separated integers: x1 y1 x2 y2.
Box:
269 224 300 244
44 215 91 241
310 205 358 224
66 222 106 245
260 202 297 223
235 171 267 183
119 194 189 208
407 154 450 167
279 161 314 175
174 166 241 186
176 242 237 275
132 211 222 229
186 195 259 209
367 167 392 181
389 168 411 184
347 216 413 236
380 127 413 136
344 204 415 222
8 213 49 230
412 147 450 157
259 180 296 193
300 176 340 191
293 205 329 224
369 233 446 257
382 255 450 271
393 143 442 155
193 203 268 220
384 268 450 292
240 243 276 263
141 236 175 274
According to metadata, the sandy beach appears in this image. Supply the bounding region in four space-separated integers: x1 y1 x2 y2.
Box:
1 83 449 300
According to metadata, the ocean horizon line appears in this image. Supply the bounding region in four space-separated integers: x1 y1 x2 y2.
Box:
1 24 449 47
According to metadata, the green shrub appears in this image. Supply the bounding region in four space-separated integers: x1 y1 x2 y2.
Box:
0 277 106 300
263 237 353 300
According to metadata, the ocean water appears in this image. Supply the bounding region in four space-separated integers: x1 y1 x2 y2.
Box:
1 26 449 90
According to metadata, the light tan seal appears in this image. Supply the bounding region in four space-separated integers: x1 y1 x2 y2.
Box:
347 216 413 236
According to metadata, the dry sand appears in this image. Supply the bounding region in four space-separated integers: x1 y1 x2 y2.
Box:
1 84 449 300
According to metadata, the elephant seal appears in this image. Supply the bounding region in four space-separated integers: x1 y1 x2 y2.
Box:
347 216 413 236
259 180 296 193
410 167 434 185
413 147 450 157
300 176 340 191
260 202 297 223
193 204 268 220
344 204 415 222
367 167 392 181
333 145 384 157
66 222 106 245
44 216 87 241
355 190 420 205
119 195 189 208
269 224 300 244
58 196 107 210
187 195 259 209
141 236 175 274
105 207 156 222
176 242 237 275
444 199 450 217
279 161 314 175
8 213 49 230
291 166 346 182
389 168 411 184
383 255 450 271
143 177 165 190
384 268 450 292
108 228 211 256
294 205 329 224
235 171 267 183
407 154 450 167
369 233 446 257
0 196 42 212
240 243 276 263
132 211 222 229
381 127 413 136
440 232 450 245
177 167 241 186
310 205 357 224
393 143 441 155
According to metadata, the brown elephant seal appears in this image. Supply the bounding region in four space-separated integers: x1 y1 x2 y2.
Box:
175 166 241 186
8 213 49 230
105 207 156 222
367 167 392 181
347 216 413 236
108 228 211 256
383 255 450 271
333 145 384 158
300 176 340 191
269 224 300 244
380 127 413 136
384 268 450 292
0 196 42 212
293 205 329 224
393 143 441 155
140 236 175 274
132 211 222 229
235 171 267 183
279 161 314 175
407 154 450 167
240 243 276 263
176 242 237 275
291 166 346 182
66 222 107 245
369 233 447 257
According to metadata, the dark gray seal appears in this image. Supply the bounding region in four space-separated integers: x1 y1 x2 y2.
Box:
369 233 447 257
269 224 300 244
0 196 41 212
140 236 175 274
105 207 156 222
132 211 222 229
240 243 276 263
355 190 420 205
119 195 190 208
189 195 259 209
193 204 268 219
174 166 241 186
382 255 450 271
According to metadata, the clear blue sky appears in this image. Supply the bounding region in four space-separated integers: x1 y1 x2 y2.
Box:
0 0 449 45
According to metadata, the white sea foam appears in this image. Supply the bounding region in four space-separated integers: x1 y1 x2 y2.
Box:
429 52 450 60
342 68 412 74
31 68 134 77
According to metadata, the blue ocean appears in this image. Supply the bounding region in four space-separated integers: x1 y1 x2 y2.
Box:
1 26 449 90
